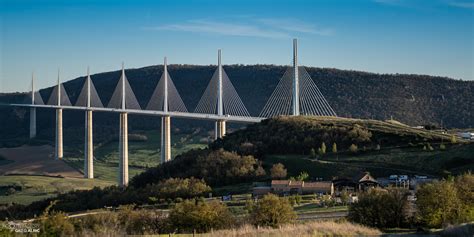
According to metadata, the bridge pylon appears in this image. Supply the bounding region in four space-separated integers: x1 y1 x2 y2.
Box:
76 67 103 179
194 49 250 140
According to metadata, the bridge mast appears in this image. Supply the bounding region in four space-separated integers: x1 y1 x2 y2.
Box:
161 57 171 163
292 39 300 116
29 72 36 139
55 69 63 160
84 67 94 179
215 49 226 139
119 63 129 187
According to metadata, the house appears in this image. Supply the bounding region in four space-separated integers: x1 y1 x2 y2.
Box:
458 132 474 140
333 172 379 194
301 181 334 195
267 180 334 195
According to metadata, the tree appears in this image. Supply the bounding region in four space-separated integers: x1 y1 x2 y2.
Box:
309 148 316 158
340 190 350 206
349 144 358 153
250 194 296 227
168 199 234 233
295 171 309 181
450 135 457 144
416 181 460 228
319 142 326 155
270 163 287 179
427 143 434 151
255 165 266 177
147 177 211 199
349 188 409 228
332 142 337 153
439 143 446 150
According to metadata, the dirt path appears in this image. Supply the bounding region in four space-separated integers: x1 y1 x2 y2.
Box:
0 145 83 178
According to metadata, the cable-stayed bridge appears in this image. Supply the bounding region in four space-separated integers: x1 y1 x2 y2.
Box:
4 39 337 186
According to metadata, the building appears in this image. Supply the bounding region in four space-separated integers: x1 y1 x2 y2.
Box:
252 180 334 197
458 132 474 140
333 172 379 194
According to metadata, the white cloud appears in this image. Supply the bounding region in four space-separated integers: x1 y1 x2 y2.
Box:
257 18 334 36
447 1 474 9
145 18 333 39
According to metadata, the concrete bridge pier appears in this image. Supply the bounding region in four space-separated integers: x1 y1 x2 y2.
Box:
84 110 94 179
161 116 171 163
29 108 36 139
119 112 129 187
215 120 226 140
55 108 63 159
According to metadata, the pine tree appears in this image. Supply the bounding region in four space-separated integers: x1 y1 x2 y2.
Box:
332 142 337 153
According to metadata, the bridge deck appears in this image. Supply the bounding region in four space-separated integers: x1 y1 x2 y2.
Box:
4 103 264 123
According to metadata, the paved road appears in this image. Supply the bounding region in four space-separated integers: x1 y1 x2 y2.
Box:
298 211 348 220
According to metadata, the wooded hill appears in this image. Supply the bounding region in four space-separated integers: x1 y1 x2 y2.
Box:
0 64 472 141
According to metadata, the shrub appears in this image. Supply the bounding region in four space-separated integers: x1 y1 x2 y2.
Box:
349 188 409 228
349 144 358 153
250 194 296 228
168 199 234 233
416 174 474 228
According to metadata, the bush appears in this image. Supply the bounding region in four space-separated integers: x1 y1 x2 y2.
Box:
416 174 474 228
349 144 358 153
147 177 211 199
349 188 409 228
168 199 234 233
250 194 296 228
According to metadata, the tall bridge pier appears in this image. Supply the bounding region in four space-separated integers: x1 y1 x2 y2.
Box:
29 74 36 139
161 116 171 163
161 57 171 163
85 110 93 178
215 49 226 139
84 68 94 179
118 64 129 187
55 72 63 160
119 112 129 187
55 108 63 160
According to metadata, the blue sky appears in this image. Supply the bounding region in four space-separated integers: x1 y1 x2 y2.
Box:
1 0 473 92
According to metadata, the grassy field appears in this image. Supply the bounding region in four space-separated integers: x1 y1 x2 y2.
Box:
63 130 208 182
265 143 474 179
0 175 114 205
0 130 208 205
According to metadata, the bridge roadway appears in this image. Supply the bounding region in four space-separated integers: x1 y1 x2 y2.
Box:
5 103 265 123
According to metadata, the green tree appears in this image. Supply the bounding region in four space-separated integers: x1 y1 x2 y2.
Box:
309 148 316 158
349 144 358 153
148 177 211 199
332 142 337 153
296 171 309 181
450 135 457 144
340 190 350 206
250 194 296 227
168 199 234 233
439 143 446 150
349 188 409 228
416 181 463 228
320 142 326 155
270 163 287 179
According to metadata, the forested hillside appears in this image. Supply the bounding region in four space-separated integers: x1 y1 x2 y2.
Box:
0 64 472 141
